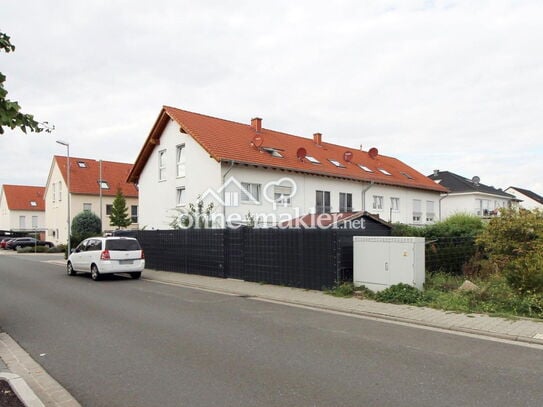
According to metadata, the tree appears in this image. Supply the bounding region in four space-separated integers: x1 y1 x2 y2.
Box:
0 31 52 134
71 211 102 246
170 198 214 229
109 188 132 229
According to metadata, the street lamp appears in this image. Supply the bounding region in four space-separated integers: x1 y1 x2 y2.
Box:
56 140 71 256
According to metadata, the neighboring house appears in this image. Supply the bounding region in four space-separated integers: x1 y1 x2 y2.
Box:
128 106 448 229
504 186 543 211
428 170 516 220
44 156 139 245
0 185 46 236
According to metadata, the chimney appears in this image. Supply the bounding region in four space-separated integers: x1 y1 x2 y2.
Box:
433 169 439 177
313 132 322 145
251 117 262 133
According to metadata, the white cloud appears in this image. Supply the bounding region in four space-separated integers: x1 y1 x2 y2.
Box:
1 0 542 195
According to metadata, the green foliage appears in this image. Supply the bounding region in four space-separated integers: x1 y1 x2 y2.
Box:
170 198 215 229
71 211 102 245
109 187 132 228
392 214 484 239
375 283 424 304
504 250 543 294
0 31 52 134
17 245 50 253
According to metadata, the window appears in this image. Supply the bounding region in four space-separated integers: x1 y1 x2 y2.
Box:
262 147 283 158
176 144 186 177
401 171 414 180
413 199 422 223
476 199 492 216
32 216 38 228
274 185 293 207
106 204 113 215
339 193 353 212
426 200 435 222
391 197 400 211
329 159 345 168
378 168 392 176
99 181 109 190
316 190 331 213
176 187 186 206
58 181 62 201
158 150 167 181
30 201 37 207
358 164 373 173
372 195 383 210
77 161 87 168
83 203 92 212
19 216 26 229
305 156 320 164
52 183 56 202
241 182 261 203
131 205 138 223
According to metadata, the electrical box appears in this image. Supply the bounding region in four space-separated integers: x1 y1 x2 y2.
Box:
353 236 425 292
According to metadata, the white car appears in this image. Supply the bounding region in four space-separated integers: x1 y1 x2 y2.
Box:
67 237 145 281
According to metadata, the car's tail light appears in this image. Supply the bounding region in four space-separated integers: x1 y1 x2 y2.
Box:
141 250 145 259
100 250 110 260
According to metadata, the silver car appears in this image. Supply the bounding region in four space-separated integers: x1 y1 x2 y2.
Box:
67 237 145 281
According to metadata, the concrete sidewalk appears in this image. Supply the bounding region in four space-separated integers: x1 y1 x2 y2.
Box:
142 268 543 345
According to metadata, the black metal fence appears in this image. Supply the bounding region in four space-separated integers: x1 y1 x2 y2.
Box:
119 225 390 290
425 236 476 275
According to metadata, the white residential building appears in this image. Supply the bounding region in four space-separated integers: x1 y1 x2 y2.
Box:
504 187 543 211
0 184 46 235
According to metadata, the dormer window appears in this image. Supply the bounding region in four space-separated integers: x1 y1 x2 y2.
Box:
378 168 392 176
358 164 373 173
400 171 414 180
30 201 37 207
305 156 320 164
77 161 87 168
99 181 109 189
261 147 283 158
328 159 345 168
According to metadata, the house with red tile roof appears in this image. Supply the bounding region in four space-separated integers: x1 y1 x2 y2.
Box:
45 156 139 245
0 184 46 234
128 106 448 229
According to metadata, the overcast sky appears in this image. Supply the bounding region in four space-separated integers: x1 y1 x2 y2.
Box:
2 0 542 194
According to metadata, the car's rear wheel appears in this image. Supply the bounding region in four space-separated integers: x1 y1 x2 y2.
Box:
130 272 141 279
91 264 101 281
67 262 76 276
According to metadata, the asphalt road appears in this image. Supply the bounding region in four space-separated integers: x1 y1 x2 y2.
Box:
1 253 543 407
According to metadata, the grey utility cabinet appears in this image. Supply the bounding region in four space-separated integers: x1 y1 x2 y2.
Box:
353 236 425 292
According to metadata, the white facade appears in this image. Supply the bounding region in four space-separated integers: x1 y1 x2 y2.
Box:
137 120 443 229
45 161 139 245
439 192 511 219
505 187 543 211
0 189 45 232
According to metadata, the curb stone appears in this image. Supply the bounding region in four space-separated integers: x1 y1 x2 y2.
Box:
0 372 44 407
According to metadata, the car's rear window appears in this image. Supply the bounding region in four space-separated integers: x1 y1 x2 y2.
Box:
105 239 141 251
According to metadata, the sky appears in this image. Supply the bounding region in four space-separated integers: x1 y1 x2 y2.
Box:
1 0 542 194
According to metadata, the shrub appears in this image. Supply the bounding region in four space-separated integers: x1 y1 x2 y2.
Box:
425 214 484 239
71 211 102 247
16 245 49 253
504 249 543 294
375 283 424 304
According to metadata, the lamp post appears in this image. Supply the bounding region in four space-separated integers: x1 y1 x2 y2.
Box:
56 140 71 256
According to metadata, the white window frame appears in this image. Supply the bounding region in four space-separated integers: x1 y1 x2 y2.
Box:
52 183 56 202
426 200 435 222
274 185 293 207
58 181 62 201
240 182 261 204
176 144 186 177
390 197 400 211
158 149 167 181
19 216 26 229
339 192 353 212
176 187 186 207
32 216 38 228
372 195 383 210
413 199 422 223
83 203 92 212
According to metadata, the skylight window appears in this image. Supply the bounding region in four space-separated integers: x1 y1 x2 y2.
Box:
305 155 320 164
378 168 392 176
30 201 37 207
99 181 110 189
261 147 283 158
358 164 373 173
328 159 345 168
400 171 414 180
77 161 87 168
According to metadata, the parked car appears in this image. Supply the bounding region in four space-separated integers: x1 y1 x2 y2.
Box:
6 237 55 250
67 237 145 281
1 238 17 249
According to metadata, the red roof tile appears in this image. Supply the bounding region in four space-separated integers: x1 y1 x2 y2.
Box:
54 156 138 197
2 185 45 211
128 106 448 193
